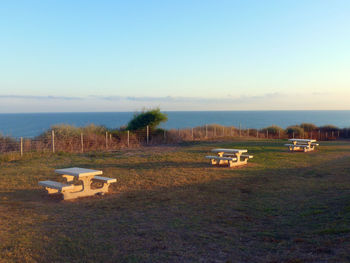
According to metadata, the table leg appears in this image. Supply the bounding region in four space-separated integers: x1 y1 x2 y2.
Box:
228 153 249 167
80 176 94 191
62 176 111 200
217 152 227 165
308 142 314 151
236 153 242 164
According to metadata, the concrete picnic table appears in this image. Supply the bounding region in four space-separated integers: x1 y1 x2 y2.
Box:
285 139 319 152
206 148 253 167
39 167 116 200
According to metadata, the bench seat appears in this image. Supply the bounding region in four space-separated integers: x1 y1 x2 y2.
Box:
92 176 117 184
241 154 254 159
285 143 318 152
205 156 237 161
221 153 253 159
284 144 309 147
38 180 74 191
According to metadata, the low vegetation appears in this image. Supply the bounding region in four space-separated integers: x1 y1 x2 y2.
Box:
319 125 340 132
1 117 350 155
1 139 350 262
286 125 305 137
0 135 17 153
300 123 318 132
261 125 285 136
126 108 168 131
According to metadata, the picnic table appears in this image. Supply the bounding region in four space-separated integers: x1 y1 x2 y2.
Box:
285 139 319 152
39 167 117 200
206 148 253 167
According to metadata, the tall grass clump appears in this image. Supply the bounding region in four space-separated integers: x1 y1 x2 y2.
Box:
285 125 304 137
319 125 339 132
206 124 237 137
261 125 285 137
0 134 18 153
37 124 109 152
300 123 318 132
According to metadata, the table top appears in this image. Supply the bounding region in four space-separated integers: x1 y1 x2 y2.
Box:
55 167 103 178
288 139 316 143
212 148 248 154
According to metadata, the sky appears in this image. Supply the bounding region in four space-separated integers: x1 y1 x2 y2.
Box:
0 0 349 112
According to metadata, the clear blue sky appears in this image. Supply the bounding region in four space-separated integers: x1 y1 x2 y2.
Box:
0 0 349 112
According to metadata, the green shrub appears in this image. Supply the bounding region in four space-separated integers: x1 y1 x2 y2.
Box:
127 108 168 131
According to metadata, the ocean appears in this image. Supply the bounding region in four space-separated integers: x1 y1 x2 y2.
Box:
0 111 350 138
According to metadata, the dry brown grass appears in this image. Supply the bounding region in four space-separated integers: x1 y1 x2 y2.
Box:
1 140 350 262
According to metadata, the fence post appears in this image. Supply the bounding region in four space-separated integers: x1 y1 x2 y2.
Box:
20 137 23 156
163 129 166 143
292 131 294 138
318 130 321 140
52 130 55 153
127 130 130 147
310 131 313 139
81 133 84 153
247 128 249 137
338 130 340 138
192 128 194 140
105 132 108 149
205 124 208 138
214 127 216 137
239 124 241 137
266 130 268 139
278 129 280 139
147 126 149 144
231 127 233 137
257 130 259 138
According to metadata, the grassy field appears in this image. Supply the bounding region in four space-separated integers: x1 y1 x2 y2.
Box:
1 139 350 263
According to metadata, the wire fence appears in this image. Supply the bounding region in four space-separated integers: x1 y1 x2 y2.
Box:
1 125 349 157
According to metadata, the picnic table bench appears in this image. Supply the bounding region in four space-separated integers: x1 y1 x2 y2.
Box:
285 139 319 152
39 167 117 200
206 148 253 167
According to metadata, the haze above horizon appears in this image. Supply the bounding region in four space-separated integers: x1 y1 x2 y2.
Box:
1 0 349 112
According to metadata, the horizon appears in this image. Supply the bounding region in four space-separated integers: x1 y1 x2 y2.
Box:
2 109 350 115
1 1 350 112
